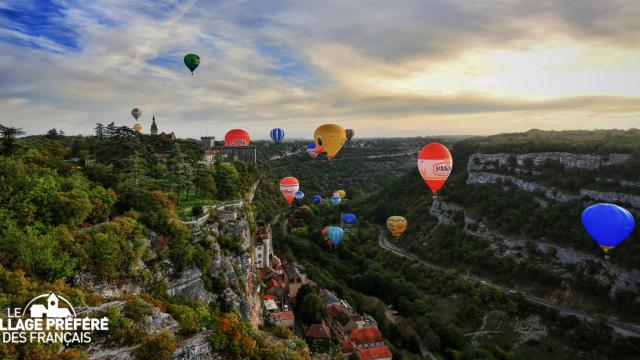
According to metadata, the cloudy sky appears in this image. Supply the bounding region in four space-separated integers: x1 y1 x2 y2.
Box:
0 0 639 139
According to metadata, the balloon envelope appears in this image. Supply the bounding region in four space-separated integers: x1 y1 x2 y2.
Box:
345 129 355 141
306 143 319 160
331 193 341 205
295 191 304 204
131 108 141 120
342 213 357 227
582 203 635 253
327 226 344 246
279 177 299 205
314 124 346 160
184 53 200 74
132 123 142 132
270 128 285 144
387 216 408 238
225 129 250 146
418 143 453 194
312 195 322 204
336 190 346 199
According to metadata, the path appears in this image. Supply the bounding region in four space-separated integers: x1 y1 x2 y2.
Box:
377 230 640 338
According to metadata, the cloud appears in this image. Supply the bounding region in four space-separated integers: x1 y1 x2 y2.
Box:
0 0 638 138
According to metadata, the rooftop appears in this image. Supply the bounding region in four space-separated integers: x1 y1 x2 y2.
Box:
358 346 392 360
350 327 384 345
270 311 294 321
305 322 331 339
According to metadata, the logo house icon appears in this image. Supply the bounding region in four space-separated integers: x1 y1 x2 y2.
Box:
24 293 75 319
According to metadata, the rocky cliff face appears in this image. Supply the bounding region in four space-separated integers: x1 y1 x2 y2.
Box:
444 152 640 298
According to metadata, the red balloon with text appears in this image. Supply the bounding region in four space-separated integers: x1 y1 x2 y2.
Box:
225 129 251 146
417 143 452 195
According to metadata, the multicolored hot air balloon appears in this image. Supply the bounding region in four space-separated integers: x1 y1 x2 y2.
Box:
279 177 299 206
270 128 285 144
131 108 142 121
418 143 452 197
184 53 200 75
387 216 408 239
132 124 142 132
306 143 319 160
312 195 322 204
331 193 341 205
295 191 304 205
345 129 355 142
225 129 251 146
336 190 346 199
582 203 635 254
327 226 344 246
314 124 346 160
342 213 357 228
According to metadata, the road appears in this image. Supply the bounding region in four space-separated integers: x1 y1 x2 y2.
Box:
377 230 640 338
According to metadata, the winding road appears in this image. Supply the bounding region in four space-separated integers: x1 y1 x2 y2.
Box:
377 230 640 338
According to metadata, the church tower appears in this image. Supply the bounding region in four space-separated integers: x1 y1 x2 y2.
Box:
150 115 158 136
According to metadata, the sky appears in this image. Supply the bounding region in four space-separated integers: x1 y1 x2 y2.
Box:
0 0 639 139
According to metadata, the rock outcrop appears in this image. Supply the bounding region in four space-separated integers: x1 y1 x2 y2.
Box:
167 265 215 304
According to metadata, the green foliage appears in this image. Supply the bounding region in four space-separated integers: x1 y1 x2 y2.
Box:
135 330 177 360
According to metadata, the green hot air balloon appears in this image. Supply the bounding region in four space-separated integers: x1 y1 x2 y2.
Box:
184 53 200 75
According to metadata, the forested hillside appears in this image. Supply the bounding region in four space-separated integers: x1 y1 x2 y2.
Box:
254 130 640 359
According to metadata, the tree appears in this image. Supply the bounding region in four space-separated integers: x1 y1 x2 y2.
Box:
95 123 105 139
297 292 328 325
0 124 25 155
135 330 177 360
215 162 240 199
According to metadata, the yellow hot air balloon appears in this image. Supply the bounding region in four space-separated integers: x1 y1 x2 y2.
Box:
387 216 407 239
132 123 142 132
314 124 346 160
337 190 346 199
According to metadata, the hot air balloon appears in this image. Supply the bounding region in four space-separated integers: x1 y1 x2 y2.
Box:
327 226 344 246
312 195 322 204
582 203 635 254
336 190 346 199
279 177 299 206
270 128 285 144
225 129 251 146
345 129 355 142
314 124 346 160
184 53 200 75
306 143 319 160
342 213 357 228
417 143 452 197
387 216 408 239
331 193 341 205
131 108 142 121
132 123 142 132
295 191 304 205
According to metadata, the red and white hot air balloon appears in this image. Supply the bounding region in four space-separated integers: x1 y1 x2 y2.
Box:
417 143 452 197
279 177 299 206
225 129 251 146
131 108 142 121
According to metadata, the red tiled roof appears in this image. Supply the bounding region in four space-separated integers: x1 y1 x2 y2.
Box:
305 322 331 339
358 346 392 360
266 278 282 290
349 327 383 345
263 294 274 300
203 150 219 155
270 311 294 321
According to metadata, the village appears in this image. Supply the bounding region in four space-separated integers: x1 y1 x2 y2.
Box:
255 223 393 360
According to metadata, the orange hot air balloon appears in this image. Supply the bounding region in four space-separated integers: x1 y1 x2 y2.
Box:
387 216 407 239
279 177 299 205
417 143 452 197
225 129 251 146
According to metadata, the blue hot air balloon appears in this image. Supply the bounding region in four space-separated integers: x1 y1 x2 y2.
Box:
306 143 319 160
294 191 304 205
312 195 322 204
270 128 285 144
342 213 357 228
331 193 341 205
327 226 344 246
582 203 635 254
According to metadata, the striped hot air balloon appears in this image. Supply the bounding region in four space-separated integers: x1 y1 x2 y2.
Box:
387 216 407 239
270 128 285 144
327 226 344 246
